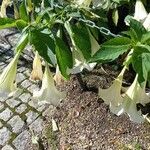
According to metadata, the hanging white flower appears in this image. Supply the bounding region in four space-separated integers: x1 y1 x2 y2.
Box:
117 75 150 123
134 0 148 22
70 51 96 74
99 67 126 114
143 13 150 31
30 51 43 81
33 62 66 106
0 0 11 18
0 51 20 98
53 65 64 85
69 31 99 74
120 94 145 123
133 0 150 31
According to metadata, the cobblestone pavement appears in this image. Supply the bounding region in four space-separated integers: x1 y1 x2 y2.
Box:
0 29 52 150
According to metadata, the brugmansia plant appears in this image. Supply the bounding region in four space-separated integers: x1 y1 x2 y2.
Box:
0 0 150 123
90 0 150 123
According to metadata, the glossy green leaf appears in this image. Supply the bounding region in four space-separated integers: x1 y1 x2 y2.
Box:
90 37 131 63
30 29 55 65
126 16 147 41
55 37 73 79
15 32 28 52
141 31 150 44
132 52 150 84
71 23 91 60
0 18 16 29
19 1 29 22
15 19 28 30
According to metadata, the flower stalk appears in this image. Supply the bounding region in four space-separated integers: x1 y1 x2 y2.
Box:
33 62 66 106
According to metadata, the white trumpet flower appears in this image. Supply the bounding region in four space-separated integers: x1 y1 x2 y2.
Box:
69 32 99 74
53 65 64 85
99 67 126 114
143 13 150 31
133 0 150 31
134 0 147 22
0 51 20 98
33 63 66 106
120 95 145 123
70 53 96 74
117 75 150 123
30 51 43 81
0 0 11 18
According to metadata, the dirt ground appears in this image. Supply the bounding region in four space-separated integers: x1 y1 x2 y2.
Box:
43 64 150 150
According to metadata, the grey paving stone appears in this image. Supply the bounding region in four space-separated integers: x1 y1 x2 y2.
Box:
0 62 5 66
29 118 44 134
17 67 26 73
0 97 6 102
8 115 24 133
0 42 10 50
8 33 20 47
6 98 21 108
23 54 33 61
15 104 27 114
16 73 26 83
0 127 10 146
21 80 32 88
27 84 39 93
1 145 14 150
19 93 31 103
0 64 8 71
12 130 32 150
5 57 11 63
25 111 39 125
0 108 13 121
37 104 47 112
28 100 38 109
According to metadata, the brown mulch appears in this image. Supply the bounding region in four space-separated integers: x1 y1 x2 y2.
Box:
43 65 150 150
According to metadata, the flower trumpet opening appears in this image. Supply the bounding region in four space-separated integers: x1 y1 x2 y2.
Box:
121 94 145 123
30 51 43 81
0 51 21 98
118 75 150 123
134 0 148 21
33 62 66 106
99 67 126 114
69 49 96 74
125 75 150 105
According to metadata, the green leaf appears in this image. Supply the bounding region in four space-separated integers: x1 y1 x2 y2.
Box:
132 52 150 84
141 31 150 44
90 37 131 63
126 16 147 41
30 29 55 65
15 19 28 30
19 1 29 22
15 32 28 52
71 23 91 60
0 18 16 29
55 37 73 79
